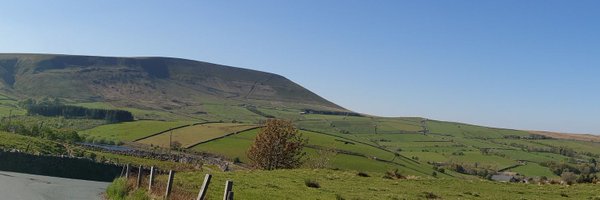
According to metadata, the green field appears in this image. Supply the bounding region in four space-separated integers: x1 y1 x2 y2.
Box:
192 128 442 176
137 123 259 148
511 163 558 178
134 169 600 200
0 132 66 155
65 105 600 180
80 120 193 142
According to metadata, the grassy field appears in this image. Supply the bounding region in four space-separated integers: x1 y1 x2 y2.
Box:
426 120 531 138
133 169 600 200
137 123 259 148
0 132 66 154
202 104 265 123
192 128 442 176
3 96 596 188
80 120 193 143
69 105 599 180
511 163 558 178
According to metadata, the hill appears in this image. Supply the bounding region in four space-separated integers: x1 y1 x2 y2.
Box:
1 53 599 191
0 53 345 120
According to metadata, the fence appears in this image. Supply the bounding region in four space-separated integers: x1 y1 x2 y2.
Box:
121 164 234 200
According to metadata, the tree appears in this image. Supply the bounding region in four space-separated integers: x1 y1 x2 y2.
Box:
247 119 307 170
306 147 336 169
561 172 577 185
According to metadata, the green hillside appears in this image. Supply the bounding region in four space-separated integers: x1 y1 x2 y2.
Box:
0 54 346 119
0 53 598 199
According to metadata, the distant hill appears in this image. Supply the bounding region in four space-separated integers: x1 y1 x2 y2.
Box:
0 53 346 116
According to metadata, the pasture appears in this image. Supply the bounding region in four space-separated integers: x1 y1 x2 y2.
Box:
80 120 192 143
192 128 441 175
151 169 600 200
137 123 258 148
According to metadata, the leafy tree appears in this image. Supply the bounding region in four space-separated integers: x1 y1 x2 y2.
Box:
247 119 307 170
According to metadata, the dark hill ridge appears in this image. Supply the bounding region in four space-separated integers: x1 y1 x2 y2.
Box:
0 53 346 113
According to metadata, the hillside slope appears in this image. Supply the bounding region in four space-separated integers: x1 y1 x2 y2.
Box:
0 54 345 116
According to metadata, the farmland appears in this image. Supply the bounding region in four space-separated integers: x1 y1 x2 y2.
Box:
137 123 259 148
193 128 446 176
80 120 193 143
67 103 600 181
4 97 599 181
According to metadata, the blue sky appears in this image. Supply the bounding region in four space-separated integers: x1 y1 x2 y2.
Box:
1 1 599 134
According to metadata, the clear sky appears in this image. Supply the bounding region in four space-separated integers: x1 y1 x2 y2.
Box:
0 1 599 134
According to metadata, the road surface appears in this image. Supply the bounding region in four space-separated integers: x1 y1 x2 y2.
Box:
0 171 109 200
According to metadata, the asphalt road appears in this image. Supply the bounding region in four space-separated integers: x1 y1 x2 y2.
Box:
0 171 109 200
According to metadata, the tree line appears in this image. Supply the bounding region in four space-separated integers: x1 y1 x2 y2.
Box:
20 98 134 123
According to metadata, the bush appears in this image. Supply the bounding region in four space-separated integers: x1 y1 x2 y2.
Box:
384 169 406 179
233 157 241 164
357 171 370 177
304 179 320 188
127 189 150 200
106 178 128 200
561 172 577 185
423 192 440 199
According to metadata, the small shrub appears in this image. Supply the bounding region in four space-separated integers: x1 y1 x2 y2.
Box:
265 183 280 189
423 192 441 199
357 172 370 177
464 191 481 197
128 189 150 200
561 172 577 185
304 179 320 188
384 169 406 179
233 157 241 164
335 194 346 200
106 178 128 200
432 171 438 177
560 192 569 197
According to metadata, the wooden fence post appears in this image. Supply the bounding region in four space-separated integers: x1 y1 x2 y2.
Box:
196 174 212 200
120 165 125 177
136 165 143 188
227 191 234 200
125 164 130 179
223 180 233 200
148 166 155 192
165 170 175 199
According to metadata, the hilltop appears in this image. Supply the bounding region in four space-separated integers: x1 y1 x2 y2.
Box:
0 53 345 120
